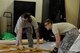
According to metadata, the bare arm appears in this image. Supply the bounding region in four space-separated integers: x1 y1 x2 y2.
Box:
55 33 61 48
18 28 22 45
35 29 40 47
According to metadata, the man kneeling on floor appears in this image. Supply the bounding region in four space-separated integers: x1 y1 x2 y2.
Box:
44 19 79 53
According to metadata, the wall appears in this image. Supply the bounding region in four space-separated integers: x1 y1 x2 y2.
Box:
0 0 14 34
65 0 79 27
0 0 14 16
36 0 43 22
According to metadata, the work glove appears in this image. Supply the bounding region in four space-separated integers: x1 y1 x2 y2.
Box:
51 47 58 53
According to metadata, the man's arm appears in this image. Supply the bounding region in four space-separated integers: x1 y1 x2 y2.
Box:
17 28 24 50
30 15 39 47
55 33 61 48
35 29 40 47
18 28 22 45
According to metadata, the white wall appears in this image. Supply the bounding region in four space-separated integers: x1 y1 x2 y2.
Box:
0 0 14 33
0 0 14 16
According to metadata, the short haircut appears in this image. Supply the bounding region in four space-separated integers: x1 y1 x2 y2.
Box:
21 12 31 19
21 12 32 23
44 19 53 24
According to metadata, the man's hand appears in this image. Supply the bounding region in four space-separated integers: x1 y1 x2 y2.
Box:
18 45 24 50
35 29 40 51
36 44 40 51
35 47 41 51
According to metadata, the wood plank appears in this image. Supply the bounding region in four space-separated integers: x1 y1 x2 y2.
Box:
0 39 43 44
0 44 51 52
0 44 51 53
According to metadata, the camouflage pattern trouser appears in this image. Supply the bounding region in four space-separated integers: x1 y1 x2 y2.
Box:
58 28 79 53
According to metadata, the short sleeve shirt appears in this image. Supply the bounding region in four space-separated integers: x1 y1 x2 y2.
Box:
52 23 76 36
14 15 38 34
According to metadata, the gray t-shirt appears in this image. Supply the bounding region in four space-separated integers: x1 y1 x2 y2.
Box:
52 23 77 36
14 15 38 34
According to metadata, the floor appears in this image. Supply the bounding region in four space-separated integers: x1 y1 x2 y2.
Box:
23 41 55 53
0 41 56 53
0 34 80 53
